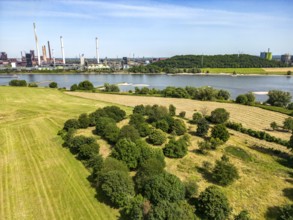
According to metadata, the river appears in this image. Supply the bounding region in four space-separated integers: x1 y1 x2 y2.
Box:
1 74 292 102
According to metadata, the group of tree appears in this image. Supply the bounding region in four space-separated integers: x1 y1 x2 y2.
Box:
103 83 120 92
70 80 94 91
271 117 293 132
9 79 27 87
236 92 256 105
266 90 292 108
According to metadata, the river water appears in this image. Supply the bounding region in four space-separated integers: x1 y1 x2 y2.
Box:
1 74 292 102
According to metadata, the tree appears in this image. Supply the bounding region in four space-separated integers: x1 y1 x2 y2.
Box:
184 178 199 199
236 94 248 104
288 134 293 151
119 125 140 142
266 90 292 107
211 124 230 143
78 113 90 129
111 138 141 169
67 135 96 154
49 81 58 88
196 186 231 220
155 119 169 133
137 123 152 137
283 117 293 132
171 119 187 135
234 210 251 220
288 102 293 110
179 111 186 118
89 154 103 181
95 117 116 135
78 80 94 90
78 142 99 161
277 204 293 220
104 83 120 92
212 155 239 186
163 137 188 158
190 112 202 124
103 106 126 122
148 129 167 145
103 123 120 144
129 113 145 127
270 121 278 131
217 90 230 100
101 157 129 174
9 79 27 87
210 108 230 124
245 92 255 105
169 104 176 116
196 118 209 137
143 172 185 205
137 140 165 167
147 105 169 123
100 170 135 207
63 118 79 131
70 84 78 91
133 105 145 115
120 195 145 220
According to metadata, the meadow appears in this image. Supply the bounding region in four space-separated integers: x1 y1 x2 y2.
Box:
1 87 292 219
200 67 293 75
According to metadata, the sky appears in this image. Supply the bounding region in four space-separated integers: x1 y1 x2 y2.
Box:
0 0 292 59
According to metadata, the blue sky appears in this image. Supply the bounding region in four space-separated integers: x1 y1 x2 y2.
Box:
0 0 292 58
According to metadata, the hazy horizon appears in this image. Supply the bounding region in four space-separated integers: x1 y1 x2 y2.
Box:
0 0 292 59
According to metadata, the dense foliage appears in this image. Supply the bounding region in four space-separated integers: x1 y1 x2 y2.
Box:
211 124 230 142
77 80 94 90
266 90 292 107
163 135 189 158
209 108 230 124
104 83 120 92
196 186 231 220
148 129 167 145
196 118 210 137
49 82 58 88
9 79 27 87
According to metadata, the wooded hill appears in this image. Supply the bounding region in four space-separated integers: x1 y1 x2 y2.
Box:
150 54 286 69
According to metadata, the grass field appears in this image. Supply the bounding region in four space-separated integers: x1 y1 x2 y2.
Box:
0 87 133 220
1 87 292 220
200 67 293 75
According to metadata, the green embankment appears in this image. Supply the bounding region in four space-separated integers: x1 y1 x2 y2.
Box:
0 87 132 220
201 68 266 74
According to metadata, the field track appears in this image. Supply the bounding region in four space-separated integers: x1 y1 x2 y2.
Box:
0 87 123 220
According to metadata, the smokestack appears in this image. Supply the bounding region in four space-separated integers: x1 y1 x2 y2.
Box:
47 41 52 60
60 36 65 65
33 22 41 66
43 45 47 62
96 37 99 64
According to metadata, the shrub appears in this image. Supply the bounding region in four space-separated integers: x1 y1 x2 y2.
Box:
67 135 96 154
70 84 78 91
133 105 145 115
104 83 120 92
111 138 141 170
270 121 278 131
103 106 126 122
137 140 165 166
283 117 293 132
196 186 231 220
28 82 38 87
9 79 27 87
210 108 230 124
190 112 203 124
198 140 212 154
236 94 248 104
288 102 293 110
288 134 293 151
155 119 169 133
78 80 94 90
169 104 176 116
245 92 255 105
143 172 185 205
101 157 129 174
148 129 167 145
100 170 135 207
184 178 199 199
78 113 90 129
103 123 120 144
120 195 145 220
95 117 116 135
78 142 99 161
63 118 79 131
288 70 292 75
137 123 152 137
179 111 186 118
196 118 209 137
211 124 230 143
217 90 230 100
234 210 251 220
163 136 188 158
212 155 239 186
266 90 292 107
171 119 187 135
49 81 58 88
119 125 140 142
129 114 145 127
89 154 103 181
277 204 293 220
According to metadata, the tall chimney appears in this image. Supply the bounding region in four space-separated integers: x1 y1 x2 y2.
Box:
47 41 52 60
33 22 41 66
96 37 99 64
60 36 65 65
43 45 47 62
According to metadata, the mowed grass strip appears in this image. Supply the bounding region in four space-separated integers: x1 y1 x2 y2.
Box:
67 92 292 141
0 87 128 220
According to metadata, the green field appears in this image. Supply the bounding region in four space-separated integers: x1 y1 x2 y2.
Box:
200 68 290 75
0 87 133 220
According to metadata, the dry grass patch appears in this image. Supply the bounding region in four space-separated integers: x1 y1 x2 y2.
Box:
263 67 293 73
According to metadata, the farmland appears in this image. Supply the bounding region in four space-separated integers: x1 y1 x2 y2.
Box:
1 87 292 219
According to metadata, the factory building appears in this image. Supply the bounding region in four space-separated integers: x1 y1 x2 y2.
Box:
26 53 33 67
0 52 8 60
281 53 291 64
260 49 272 60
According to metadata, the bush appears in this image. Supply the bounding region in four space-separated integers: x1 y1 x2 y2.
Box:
169 104 176 116
28 82 38 87
78 113 90 129
147 105 169 123
120 195 145 220
210 108 230 124
63 119 79 131
171 119 187 135
198 140 212 154
111 138 141 170
266 90 292 107
277 204 293 220
212 155 239 186
288 103 293 110
288 134 293 151
196 186 231 220
78 142 99 161
67 135 96 154
119 125 140 142
217 90 230 100
104 83 120 92
133 105 145 115
9 79 27 87
70 84 78 91
143 172 185 205
103 123 120 144
100 170 135 207
283 117 293 132
270 121 278 131
78 80 94 90
129 114 145 127
101 157 129 174
211 124 230 143
236 94 248 104
137 140 165 166
49 82 58 88
148 129 167 145
196 118 209 137
179 111 186 118
155 119 169 133
184 178 199 199
103 106 126 122
190 112 203 124
234 210 251 220
95 117 116 135
163 136 188 158
137 123 152 137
